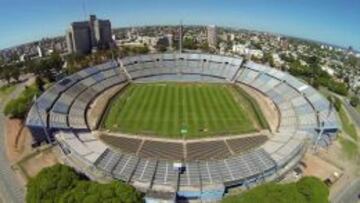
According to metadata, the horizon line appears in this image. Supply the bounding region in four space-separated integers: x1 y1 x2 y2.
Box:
1 23 358 52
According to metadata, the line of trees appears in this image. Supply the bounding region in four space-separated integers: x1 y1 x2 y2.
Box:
0 53 63 85
65 46 150 74
26 164 143 203
327 96 342 112
2 53 63 119
182 37 210 52
26 53 63 82
350 96 359 107
287 55 348 96
121 45 150 55
3 80 42 118
0 63 21 84
222 176 329 203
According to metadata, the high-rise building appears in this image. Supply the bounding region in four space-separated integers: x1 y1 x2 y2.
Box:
37 45 44 58
66 15 112 55
207 25 217 48
166 34 173 49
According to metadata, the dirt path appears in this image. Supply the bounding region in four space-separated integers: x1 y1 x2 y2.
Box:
87 84 127 130
5 119 33 164
237 83 279 133
314 142 360 200
302 152 342 180
18 147 59 179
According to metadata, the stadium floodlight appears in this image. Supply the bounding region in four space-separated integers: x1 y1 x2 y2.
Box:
33 95 52 145
179 20 183 54
173 162 185 173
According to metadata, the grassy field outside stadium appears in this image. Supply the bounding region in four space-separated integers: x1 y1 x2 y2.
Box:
102 83 267 139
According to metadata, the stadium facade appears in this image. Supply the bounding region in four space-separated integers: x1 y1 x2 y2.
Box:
26 53 339 202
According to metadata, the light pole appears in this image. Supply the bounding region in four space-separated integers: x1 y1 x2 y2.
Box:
33 95 52 144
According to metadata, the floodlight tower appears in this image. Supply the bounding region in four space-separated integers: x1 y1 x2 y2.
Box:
33 96 52 145
179 21 183 53
82 0 88 20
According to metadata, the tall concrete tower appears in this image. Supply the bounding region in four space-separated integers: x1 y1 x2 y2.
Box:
207 25 218 48
66 15 112 55
179 22 183 53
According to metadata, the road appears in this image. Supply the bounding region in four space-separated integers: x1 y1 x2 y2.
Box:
0 83 26 203
333 178 360 203
333 98 360 203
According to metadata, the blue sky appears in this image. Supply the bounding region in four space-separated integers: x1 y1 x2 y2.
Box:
0 0 359 49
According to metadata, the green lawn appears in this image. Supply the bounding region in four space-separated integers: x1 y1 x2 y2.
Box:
338 107 358 141
338 135 359 160
0 85 15 100
355 105 360 114
318 86 332 98
102 83 266 139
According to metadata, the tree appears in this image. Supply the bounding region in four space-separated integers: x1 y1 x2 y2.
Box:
350 96 360 107
345 55 359 69
280 53 295 63
26 164 143 203
60 181 143 203
288 60 312 78
10 52 19 62
199 42 210 52
156 44 168 53
296 177 329 203
10 66 21 82
327 80 348 96
25 53 64 82
262 52 274 67
312 79 320 89
4 83 40 118
66 53 85 66
0 64 13 84
354 86 360 95
48 52 63 72
307 55 320 67
327 95 333 106
26 164 81 203
132 45 150 54
333 96 342 112
0 57 4 66
3 98 28 118
222 176 329 203
183 38 198 50
0 64 22 83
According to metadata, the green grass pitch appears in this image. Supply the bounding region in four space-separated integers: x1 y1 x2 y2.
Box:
102 83 267 139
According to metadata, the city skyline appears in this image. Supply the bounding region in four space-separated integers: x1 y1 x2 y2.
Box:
0 0 359 50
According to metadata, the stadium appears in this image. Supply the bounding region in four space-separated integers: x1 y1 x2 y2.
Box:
26 53 339 202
